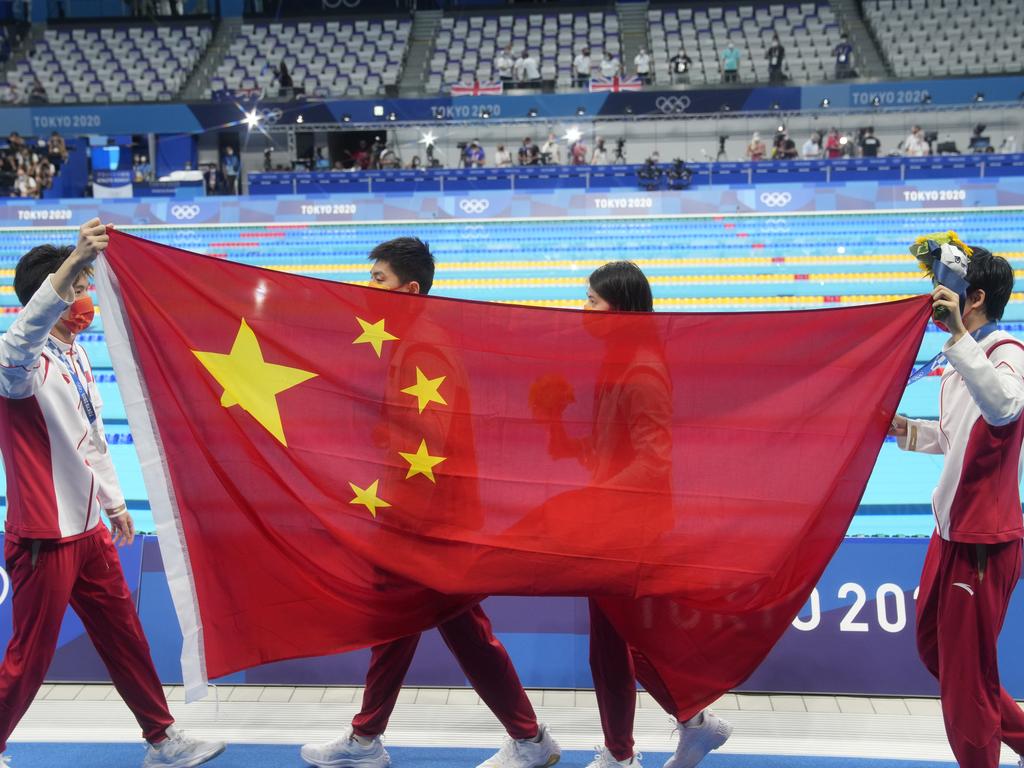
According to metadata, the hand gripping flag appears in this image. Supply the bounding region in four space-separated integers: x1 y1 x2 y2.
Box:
96 231 930 706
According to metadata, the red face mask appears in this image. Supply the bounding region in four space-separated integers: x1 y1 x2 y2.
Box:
60 296 94 335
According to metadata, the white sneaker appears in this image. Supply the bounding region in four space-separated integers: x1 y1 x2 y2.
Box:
476 723 561 767
300 727 390 768
663 711 732 768
585 747 642 767
142 726 225 768
1 753 10 766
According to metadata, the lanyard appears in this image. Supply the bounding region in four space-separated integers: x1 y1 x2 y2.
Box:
46 339 97 426
907 322 997 385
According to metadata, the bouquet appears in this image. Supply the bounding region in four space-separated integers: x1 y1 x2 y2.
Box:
910 230 973 319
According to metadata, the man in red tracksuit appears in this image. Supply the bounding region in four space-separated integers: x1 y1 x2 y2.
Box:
301 238 560 768
0 220 225 768
892 245 1024 768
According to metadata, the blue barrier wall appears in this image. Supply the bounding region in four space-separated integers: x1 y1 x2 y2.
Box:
2 74 1022 135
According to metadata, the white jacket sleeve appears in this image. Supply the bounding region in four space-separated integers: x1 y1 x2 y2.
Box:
79 348 126 510
897 418 944 454
944 333 1024 427
0 277 70 399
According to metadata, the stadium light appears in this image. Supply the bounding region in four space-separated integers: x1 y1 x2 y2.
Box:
771 102 780 111
373 105 385 117
296 114 304 124
921 93 932 104
777 124 785 133
820 98 830 108
871 96 880 107
624 105 634 115
839 136 849 146
342 114 351 123
243 109 261 130
576 106 586 116
564 126 583 143
974 92 985 103
720 104 731 112
387 112 397 121
481 109 491 119
419 131 437 148
527 107 539 118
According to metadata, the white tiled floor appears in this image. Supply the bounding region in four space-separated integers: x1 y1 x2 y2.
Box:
13 685 1024 764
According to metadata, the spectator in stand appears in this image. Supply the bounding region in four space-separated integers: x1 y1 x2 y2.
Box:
780 132 799 159
591 137 609 165
315 147 330 170
495 45 514 84
824 127 843 159
833 33 854 79
721 41 741 84
518 137 540 166
377 143 399 169
494 144 513 168
517 50 540 86
47 132 67 169
463 139 485 168
903 125 929 156
859 126 881 157
670 49 693 84
221 145 240 194
276 61 294 100
28 78 47 104
767 34 785 83
13 166 37 198
600 52 621 79
540 132 561 165
802 131 822 159
203 164 220 195
573 47 592 88
352 140 370 170
633 47 651 84
406 155 422 170
513 50 528 85
746 132 767 161
570 139 588 166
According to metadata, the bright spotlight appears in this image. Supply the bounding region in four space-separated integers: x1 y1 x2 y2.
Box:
373 105 385 117
563 126 583 143
418 131 437 148
243 109 261 130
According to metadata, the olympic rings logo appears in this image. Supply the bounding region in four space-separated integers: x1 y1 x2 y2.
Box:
459 199 490 215
0 567 9 606
759 192 793 208
170 204 201 220
655 96 691 114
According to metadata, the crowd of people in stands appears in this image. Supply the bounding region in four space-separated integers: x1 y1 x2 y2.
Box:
495 31 855 88
0 131 67 198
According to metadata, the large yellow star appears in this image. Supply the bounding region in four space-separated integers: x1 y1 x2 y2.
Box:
192 319 317 446
349 479 391 518
400 367 447 414
398 439 447 483
353 316 398 358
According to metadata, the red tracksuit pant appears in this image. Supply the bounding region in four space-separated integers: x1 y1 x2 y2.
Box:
917 533 1024 768
590 598 687 762
0 527 173 751
352 603 538 740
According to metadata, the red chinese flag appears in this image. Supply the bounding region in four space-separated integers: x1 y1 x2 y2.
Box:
96 231 930 704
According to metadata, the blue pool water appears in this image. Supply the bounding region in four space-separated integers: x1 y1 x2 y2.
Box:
2 209 1023 536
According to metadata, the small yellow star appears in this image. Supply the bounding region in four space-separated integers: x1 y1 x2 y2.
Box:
353 317 398 358
400 367 447 414
398 439 447 483
348 479 391 518
192 319 317 446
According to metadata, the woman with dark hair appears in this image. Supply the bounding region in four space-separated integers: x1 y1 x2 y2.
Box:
534 261 732 768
